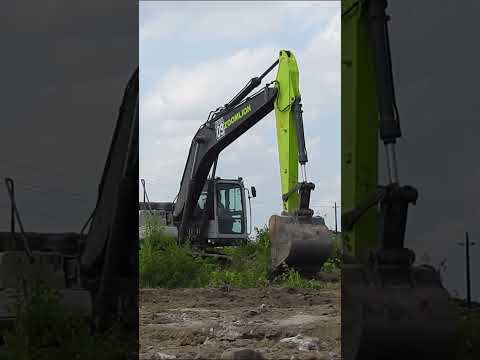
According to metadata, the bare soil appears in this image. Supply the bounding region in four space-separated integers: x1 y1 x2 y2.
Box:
140 286 340 360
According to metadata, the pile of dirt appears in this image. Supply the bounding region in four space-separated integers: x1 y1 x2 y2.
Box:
140 287 340 360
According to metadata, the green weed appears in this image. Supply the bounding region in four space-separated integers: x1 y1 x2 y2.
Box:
139 223 214 288
0 277 135 360
139 222 339 289
273 268 335 289
456 309 480 359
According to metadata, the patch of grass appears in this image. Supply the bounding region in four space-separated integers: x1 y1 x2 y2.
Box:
456 309 480 359
320 233 342 273
272 268 326 289
139 222 339 289
320 258 338 273
139 221 214 288
208 268 269 288
209 226 271 288
139 223 272 288
0 277 135 360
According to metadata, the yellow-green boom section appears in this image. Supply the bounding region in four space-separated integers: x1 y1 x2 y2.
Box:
274 50 301 213
342 0 378 261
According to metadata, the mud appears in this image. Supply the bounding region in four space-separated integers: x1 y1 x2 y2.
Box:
140 286 340 360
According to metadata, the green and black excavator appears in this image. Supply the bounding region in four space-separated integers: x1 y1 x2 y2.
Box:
140 50 333 276
342 0 458 358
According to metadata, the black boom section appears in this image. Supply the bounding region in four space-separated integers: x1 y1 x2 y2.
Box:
80 68 138 273
174 86 277 242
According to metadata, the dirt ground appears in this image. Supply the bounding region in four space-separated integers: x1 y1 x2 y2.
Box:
140 286 340 360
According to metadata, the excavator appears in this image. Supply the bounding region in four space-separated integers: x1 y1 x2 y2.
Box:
140 50 332 276
342 0 458 358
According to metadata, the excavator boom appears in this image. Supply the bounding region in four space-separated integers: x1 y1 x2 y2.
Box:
174 85 277 242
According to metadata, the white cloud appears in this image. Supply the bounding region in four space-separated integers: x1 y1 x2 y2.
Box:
140 1 339 42
141 47 278 124
299 12 341 121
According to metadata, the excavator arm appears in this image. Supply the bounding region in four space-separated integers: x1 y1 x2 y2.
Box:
174 50 312 244
341 1 458 358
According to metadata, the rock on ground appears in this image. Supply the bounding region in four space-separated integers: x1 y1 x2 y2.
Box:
140 287 340 360
220 348 265 359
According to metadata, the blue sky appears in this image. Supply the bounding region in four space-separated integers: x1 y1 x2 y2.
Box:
139 1 340 231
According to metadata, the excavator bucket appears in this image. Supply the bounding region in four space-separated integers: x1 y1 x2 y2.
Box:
342 264 459 360
268 214 333 276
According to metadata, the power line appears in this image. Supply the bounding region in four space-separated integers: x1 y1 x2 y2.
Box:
0 157 91 180
0 178 95 200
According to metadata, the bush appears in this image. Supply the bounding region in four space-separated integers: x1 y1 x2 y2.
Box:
139 222 213 288
456 311 480 359
320 232 342 273
138 223 338 289
207 226 271 288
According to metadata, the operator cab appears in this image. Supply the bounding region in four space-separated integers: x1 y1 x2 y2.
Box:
197 177 253 246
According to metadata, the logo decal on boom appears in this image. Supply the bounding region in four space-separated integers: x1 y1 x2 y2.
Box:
214 104 252 140
215 117 225 140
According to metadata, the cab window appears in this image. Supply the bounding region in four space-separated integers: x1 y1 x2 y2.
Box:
216 184 244 234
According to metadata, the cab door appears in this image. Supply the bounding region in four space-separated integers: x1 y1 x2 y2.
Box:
212 180 247 245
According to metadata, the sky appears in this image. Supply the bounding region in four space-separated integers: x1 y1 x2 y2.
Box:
139 1 341 232
0 1 137 233
384 0 480 301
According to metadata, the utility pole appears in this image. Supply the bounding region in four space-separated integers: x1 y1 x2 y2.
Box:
333 202 338 233
9 179 15 250
10 180 15 233
141 178 146 203
458 231 476 308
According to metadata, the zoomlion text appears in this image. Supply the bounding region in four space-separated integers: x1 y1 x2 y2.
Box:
224 104 252 129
